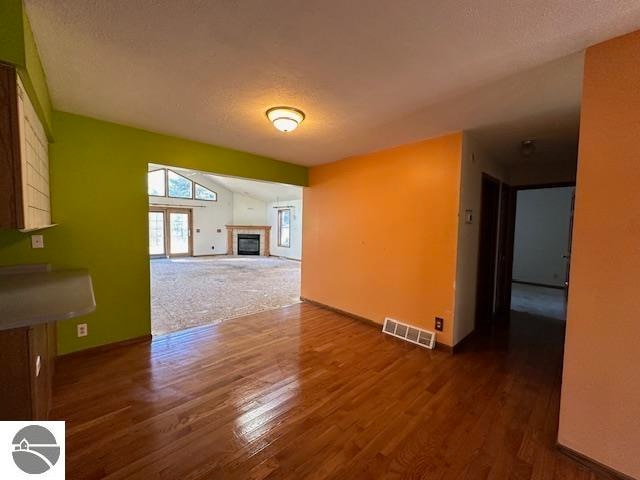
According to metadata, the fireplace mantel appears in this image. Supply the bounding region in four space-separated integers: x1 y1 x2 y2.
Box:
225 225 271 256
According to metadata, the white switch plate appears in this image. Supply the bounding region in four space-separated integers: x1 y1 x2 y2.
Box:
31 234 44 248
77 323 88 337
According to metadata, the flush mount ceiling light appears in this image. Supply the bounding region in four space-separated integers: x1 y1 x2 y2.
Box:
266 106 305 133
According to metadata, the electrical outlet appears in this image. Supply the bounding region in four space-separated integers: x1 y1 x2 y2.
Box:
77 323 88 337
31 234 44 249
435 317 444 332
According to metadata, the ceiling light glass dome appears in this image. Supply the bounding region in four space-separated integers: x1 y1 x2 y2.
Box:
266 107 305 133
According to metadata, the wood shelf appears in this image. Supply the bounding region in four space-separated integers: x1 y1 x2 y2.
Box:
18 223 58 233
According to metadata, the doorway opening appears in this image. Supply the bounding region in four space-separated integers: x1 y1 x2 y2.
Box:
510 184 575 320
147 164 303 335
475 174 501 332
474 179 575 331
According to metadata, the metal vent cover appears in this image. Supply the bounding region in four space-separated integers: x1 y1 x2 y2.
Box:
382 317 436 349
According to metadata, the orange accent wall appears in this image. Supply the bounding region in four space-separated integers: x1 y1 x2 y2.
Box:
558 31 640 479
302 133 462 346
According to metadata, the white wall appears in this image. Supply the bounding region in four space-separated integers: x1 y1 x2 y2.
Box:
232 193 267 225
512 187 573 287
453 133 508 345
268 199 303 260
149 171 233 256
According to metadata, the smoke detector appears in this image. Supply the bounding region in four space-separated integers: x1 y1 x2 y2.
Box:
520 139 536 157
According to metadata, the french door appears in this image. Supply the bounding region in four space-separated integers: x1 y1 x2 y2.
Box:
148 207 192 257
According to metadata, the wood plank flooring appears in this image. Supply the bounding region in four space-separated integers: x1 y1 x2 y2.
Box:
52 302 605 479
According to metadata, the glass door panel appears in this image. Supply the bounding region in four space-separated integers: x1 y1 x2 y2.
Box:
149 211 165 256
169 211 190 255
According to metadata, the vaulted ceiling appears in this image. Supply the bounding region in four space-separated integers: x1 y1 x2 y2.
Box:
150 164 302 202
25 1 640 166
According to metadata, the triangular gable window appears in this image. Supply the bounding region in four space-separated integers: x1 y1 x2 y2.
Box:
195 183 217 201
167 170 193 199
147 169 217 201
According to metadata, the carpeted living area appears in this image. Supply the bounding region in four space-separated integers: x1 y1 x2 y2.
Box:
150 255 301 335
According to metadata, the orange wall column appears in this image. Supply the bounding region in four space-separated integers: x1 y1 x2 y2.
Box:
301 133 462 346
558 31 640 479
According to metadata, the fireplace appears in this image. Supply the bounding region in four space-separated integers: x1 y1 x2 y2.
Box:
237 234 260 255
226 225 271 256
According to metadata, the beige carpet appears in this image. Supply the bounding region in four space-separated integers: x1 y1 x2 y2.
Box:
151 255 301 335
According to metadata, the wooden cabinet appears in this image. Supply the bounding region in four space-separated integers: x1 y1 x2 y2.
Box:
0 323 55 420
0 63 52 231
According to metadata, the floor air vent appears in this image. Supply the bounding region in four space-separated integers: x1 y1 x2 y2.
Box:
382 318 436 349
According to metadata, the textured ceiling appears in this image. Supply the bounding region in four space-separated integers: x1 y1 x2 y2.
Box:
25 0 640 166
466 53 583 166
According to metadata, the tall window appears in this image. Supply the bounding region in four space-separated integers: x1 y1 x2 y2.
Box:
278 209 291 247
147 169 217 201
148 211 165 255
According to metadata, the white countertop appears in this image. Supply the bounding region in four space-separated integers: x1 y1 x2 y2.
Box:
0 269 96 331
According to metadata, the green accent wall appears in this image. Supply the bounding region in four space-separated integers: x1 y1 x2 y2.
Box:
19 8 53 136
1 0 307 354
0 0 54 136
0 111 308 354
0 0 25 66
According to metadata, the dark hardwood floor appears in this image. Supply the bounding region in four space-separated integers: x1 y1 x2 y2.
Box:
52 302 604 479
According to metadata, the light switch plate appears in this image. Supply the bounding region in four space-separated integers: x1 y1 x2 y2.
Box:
31 234 44 249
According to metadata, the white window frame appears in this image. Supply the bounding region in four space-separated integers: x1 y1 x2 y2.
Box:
278 209 291 248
